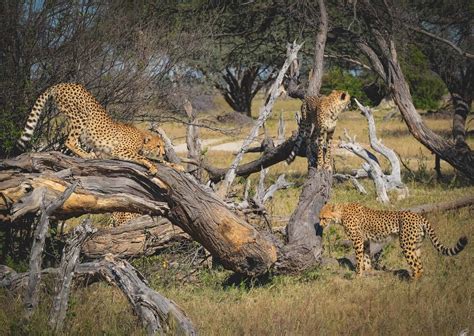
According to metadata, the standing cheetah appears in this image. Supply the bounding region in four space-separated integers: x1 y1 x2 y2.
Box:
287 90 351 169
319 202 468 279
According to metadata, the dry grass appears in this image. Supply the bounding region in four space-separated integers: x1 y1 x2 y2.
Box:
1 94 473 335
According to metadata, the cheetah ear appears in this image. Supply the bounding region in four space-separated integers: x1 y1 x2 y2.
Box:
340 92 347 100
144 136 151 144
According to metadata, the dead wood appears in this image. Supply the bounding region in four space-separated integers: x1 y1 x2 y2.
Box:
0 257 197 335
24 181 78 318
82 216 190 258
217 41 303 198
49 219 96 332
0 152 277 276
405 195 474 214
202 134 301 183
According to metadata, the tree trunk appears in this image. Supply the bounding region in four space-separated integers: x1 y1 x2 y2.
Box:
0 152 277 276
82 216 190 259
307 0 328 96
277 0 330 273
217 66 266 117
357 0 474 178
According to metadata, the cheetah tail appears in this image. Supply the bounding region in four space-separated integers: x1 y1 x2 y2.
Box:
16 86 55 150
286 133 304 164
424 220 468 256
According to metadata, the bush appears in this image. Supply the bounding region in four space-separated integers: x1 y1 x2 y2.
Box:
401 45 447 110
321 67 374 106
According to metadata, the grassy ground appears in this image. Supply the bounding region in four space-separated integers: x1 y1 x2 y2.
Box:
1 94 473 335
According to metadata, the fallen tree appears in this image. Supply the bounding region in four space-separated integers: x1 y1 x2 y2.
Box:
0 152 277 276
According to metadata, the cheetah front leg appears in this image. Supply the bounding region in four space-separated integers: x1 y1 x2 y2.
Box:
111 149 158 175
352 236 371 275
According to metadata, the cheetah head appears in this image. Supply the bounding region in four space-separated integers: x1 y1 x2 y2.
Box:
142 133 166 159
319 203 344 227
328 90 351 112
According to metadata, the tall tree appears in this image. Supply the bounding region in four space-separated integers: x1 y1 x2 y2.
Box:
348 0 474 177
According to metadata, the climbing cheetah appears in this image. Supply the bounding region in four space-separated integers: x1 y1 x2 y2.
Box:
319 202 468 278
17 83 165 174
287 90 350 169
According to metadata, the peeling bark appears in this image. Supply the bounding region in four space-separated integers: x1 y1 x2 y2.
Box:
1 152 277 276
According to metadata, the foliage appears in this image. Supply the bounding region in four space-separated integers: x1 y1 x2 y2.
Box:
400 45 447 110
321 66 374 106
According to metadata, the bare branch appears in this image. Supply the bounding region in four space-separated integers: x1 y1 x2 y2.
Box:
408 25 474 60
49 219 96 332
216 41 303 198
24 181 78 318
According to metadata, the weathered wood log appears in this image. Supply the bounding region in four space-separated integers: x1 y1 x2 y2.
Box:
0 258 197 336
0 152 277 276
82 216 190 258
405 195 474 214
24 181 78 318
339 129 390 204
275 169 331 273
49 218 96 332
354 98 408 200
96 255 197 335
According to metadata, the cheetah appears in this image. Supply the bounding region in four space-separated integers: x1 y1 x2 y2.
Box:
286 90 351 169
109 212 142 227
319 202 468 278
17 83 165 174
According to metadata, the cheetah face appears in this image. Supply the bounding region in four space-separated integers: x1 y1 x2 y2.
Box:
319 203 343 227
329 90 351 112
142 134 166 159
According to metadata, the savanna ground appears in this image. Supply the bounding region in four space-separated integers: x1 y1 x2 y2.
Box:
1 95 473 335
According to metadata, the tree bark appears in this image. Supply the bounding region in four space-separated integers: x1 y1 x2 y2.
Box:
307 0 328 96
276 0 330 273
24 181 78 318
82 216 190 259
0 152 277 276
49 219 96 332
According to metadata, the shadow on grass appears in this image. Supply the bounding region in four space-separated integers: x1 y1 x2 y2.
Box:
222 271 274 289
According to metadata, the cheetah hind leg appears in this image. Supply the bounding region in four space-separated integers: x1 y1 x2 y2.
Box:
401 244 424 279
65 130 96 159
316 131 327 170
322 130 335 171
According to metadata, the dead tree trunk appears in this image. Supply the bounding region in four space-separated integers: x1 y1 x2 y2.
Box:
82 216 190 259
0 152 277 276
275 0 330 273
0 258 197 335
339 99 408 203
